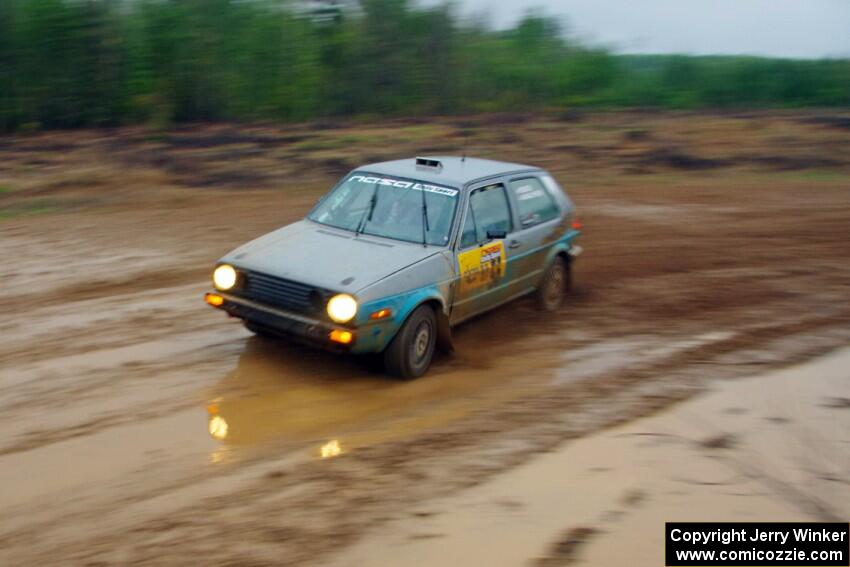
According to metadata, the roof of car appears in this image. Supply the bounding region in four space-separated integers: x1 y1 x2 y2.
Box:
358 156 541 188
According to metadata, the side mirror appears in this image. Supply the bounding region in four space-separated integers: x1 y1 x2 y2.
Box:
486 229 507 240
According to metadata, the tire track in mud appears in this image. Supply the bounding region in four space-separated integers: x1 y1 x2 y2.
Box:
0 264 211 315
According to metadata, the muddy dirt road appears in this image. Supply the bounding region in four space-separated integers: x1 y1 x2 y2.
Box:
1 112 849 565
333 348 850 567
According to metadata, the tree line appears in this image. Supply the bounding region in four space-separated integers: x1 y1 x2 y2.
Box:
1 0 848 132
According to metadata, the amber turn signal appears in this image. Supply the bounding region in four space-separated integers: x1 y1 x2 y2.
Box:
329 329 354 344
369 308 393 320
205 293 224 307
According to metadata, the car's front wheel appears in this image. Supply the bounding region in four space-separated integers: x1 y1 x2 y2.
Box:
384 304 437 379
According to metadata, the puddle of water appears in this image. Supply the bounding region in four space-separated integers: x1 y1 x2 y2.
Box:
203 337 552 457
0 324 562 540
330 346 850 567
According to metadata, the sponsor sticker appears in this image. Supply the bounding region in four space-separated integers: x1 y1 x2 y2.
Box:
457 240 506 292
514 183 546 201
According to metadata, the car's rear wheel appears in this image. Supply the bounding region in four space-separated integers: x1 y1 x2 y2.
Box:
536 256 570 312
384 304 437 380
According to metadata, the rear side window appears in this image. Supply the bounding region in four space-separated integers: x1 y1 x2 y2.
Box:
459 184 512 248
508 177 560 228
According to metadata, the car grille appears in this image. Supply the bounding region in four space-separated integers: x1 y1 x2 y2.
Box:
235 270 330 318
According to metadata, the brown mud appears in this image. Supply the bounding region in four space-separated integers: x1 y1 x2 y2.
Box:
332 348 850 566
0 111 849 565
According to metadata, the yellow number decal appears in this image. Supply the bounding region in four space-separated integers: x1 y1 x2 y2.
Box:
457 240 506 292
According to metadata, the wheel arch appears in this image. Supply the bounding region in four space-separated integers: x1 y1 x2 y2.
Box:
418 298 454 353
538 241 573 287
544 239 575 268
545 225 581 269
356 286 452 354
389 296 453 354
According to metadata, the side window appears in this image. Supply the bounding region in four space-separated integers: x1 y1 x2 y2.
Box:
459 202 477 248
508 177 560 229
460 184 512 248
540 174 572 208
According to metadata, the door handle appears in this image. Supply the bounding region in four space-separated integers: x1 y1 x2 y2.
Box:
507 239 521 249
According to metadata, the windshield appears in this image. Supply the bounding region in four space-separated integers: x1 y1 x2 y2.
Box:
308 173 459 246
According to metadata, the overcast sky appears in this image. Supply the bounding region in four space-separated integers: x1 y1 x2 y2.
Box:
447 0 850 58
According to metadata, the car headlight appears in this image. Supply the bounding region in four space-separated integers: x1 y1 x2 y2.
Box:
213 264 238 291
327 294 357 323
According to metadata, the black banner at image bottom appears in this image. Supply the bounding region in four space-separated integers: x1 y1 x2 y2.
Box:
666 522 849 566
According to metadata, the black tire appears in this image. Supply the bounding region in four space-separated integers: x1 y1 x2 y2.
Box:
535 256 570 312
383 304 437 380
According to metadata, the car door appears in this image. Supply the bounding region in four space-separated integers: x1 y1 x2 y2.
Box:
450 181 522 324
503 175 565 292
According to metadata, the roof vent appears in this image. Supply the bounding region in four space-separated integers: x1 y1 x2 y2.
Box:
415 157 442 170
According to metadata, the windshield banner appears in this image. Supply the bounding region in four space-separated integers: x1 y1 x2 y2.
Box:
349 175 458 197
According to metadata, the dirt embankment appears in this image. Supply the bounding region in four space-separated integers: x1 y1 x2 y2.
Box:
0 111 849 565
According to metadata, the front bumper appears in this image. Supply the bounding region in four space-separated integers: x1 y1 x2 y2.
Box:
205 292 356 352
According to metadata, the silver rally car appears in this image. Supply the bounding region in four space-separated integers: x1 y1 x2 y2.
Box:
205 156 581 378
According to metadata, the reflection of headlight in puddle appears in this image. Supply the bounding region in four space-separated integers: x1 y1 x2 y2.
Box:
320 439 342 459
209 415 229 440
209 446 230 464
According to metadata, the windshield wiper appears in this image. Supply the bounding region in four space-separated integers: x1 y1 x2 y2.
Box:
356 182 380 236
420 185 430 247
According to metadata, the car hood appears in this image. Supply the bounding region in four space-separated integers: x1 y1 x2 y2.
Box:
220 220 440 293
